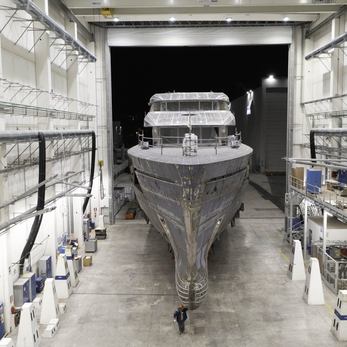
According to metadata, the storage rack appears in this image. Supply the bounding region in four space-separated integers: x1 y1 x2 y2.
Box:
0 0 96 63
0 131 95 233
0 78 96 122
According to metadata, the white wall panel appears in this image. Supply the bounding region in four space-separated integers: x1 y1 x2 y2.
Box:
0 1 98 335
311 24 331 50
2 48 35 86
107 26 292 46
52 67 67 95
0 1 34 50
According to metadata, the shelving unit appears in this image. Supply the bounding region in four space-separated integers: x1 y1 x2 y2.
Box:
0 78 96 121
0 130 95 233
302 94 347 120
1 0 96 63
286 156 347 294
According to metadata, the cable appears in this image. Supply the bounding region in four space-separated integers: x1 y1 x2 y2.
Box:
19 132 46 274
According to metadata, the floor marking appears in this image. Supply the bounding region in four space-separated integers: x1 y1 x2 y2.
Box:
279 249 290 263
325 302 334 315
73 292 177 296
240 217 284 219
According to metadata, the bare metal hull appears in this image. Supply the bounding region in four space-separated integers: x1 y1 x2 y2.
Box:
128 144 252 309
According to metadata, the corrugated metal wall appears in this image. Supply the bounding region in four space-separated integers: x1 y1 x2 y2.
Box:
263 84 287 173
231 78 287 174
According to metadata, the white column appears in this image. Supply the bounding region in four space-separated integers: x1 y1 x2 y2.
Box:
0 34 3 78
33 26 51 129
0 235 13 335
304 199 308 259
94 27 113 223
289 192 293 244
41 210 57 276
323 209 328 254
72 196 84 248
0 120 8 229
66 22 79 114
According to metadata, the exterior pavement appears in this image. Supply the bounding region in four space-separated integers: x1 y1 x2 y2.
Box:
39 181 344 347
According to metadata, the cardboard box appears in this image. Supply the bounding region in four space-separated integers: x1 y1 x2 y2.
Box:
83 256 92 267
291 167 304 189
125 208 136 220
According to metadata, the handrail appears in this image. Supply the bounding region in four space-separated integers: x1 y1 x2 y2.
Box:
137 132 242 156
289 175 347 223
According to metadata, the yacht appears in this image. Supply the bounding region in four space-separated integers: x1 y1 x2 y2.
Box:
128 92 253 309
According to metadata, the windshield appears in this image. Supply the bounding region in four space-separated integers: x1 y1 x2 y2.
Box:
150 101 229 112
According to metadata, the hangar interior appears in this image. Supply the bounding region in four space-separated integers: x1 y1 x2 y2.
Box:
0 1 346 346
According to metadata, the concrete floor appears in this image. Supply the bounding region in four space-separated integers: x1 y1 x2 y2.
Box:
39 181 345 347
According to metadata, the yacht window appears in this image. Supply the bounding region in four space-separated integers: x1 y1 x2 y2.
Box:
200 101 212 110
150 102 160 111
167 102 179 111
180 101 199 112
178 127 188 140
212 101 229 110
160 127 178 144
191 127 201 139
201 127 217 140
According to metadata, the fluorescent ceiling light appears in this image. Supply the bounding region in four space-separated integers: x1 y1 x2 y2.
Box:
169 17 176 22
226 17 232 23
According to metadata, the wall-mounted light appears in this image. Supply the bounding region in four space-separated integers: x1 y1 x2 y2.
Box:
266 74 276 82
169 17 176 22
226 17 232 23
283 17 290 22
246 90 254 115
113 17 119 22
327 47 334 54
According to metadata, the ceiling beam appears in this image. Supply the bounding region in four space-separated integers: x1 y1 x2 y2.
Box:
305 5 346 38
70 5 343 16
53 0 94 42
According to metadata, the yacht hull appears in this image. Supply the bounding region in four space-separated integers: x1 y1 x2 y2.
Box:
128 144 252 309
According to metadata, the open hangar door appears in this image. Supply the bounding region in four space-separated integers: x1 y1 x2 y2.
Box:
108 26 292 177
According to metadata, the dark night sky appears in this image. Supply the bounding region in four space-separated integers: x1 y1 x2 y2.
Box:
111 45 289 148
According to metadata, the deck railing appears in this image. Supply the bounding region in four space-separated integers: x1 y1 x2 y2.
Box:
137 132 241 156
